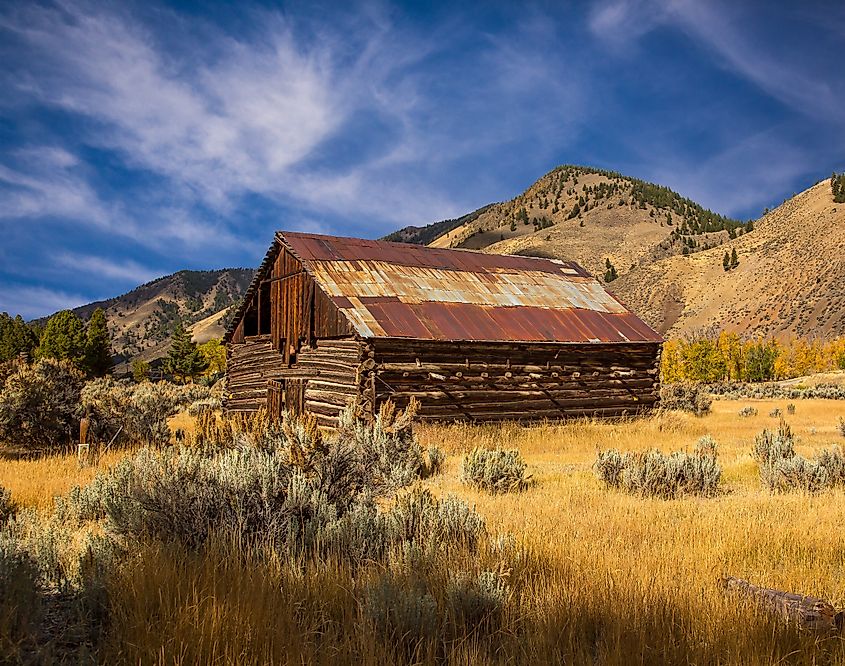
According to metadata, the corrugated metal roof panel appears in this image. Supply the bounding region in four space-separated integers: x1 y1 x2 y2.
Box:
229 231 662 344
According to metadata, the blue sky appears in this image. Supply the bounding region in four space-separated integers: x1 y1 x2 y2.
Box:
1 0 843 318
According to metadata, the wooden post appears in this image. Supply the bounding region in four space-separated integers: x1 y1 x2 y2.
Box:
78 416 91 467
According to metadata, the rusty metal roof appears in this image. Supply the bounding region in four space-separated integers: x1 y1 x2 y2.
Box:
270 231 661 344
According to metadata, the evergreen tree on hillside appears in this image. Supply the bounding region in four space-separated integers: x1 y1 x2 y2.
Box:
730 248 739 269
0 313 38 362
723 252 730 271
604 258 618 283
36 310 86 367
84 308 113 376
164 322 208 383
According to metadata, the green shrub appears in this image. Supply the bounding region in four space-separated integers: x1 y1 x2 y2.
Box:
594 436 721 498
81 378 210 446
738 406 757 418
460 448 530 494
839 417 845 438
659 383 712 415
0 359 85 449
786 403 796 415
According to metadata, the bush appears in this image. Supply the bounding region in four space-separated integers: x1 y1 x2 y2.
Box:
839 417 845 438
769 408 782 418
786 403 796 415
752 421 845 493
0 359 85 449
738 406 758 418
69 407 464 559
460 448 530 494
0 532 42 659
708 382 845 401
446 570 508 633
335 399 445 492
81 378 210 446
659 383 712 415
594 436 721 498
0 486 14 525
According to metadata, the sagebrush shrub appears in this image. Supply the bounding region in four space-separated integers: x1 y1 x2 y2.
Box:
659 383 712 416
786 403 796 415
365 575 440 656
738 406 757 418
446 570 508 633
709 382 845 401
751 420 845 493
81 378 210 446
0 359 84 449
460 447 530 494
594 436 721 498
0 532 42 658
839 417 845 438
0 486 14 524
769 408 782 418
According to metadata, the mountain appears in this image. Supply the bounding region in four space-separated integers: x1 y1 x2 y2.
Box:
411 165 749 282
43 269 254 364
613 179 845 339
381 204 496 245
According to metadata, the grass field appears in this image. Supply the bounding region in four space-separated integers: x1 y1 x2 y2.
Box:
3 398 845 663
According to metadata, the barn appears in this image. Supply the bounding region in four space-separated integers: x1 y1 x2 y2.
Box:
223 231 663 427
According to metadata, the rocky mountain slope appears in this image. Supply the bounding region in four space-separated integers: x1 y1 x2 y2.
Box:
53 269 254 363
613 179 845 338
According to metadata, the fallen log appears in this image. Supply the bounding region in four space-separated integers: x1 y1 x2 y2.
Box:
721 576 844 632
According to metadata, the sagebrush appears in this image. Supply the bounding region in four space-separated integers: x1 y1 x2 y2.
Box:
594 435 721 498
460 447 530 493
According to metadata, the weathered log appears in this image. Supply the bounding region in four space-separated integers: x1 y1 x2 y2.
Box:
721 576 844 632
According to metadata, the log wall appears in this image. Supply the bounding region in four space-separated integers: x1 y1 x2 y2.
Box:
224 335 289 412
294 338 365 427
368 339 661 422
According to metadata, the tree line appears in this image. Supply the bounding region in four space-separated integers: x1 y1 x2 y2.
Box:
662 332 845 383
1 309 224 383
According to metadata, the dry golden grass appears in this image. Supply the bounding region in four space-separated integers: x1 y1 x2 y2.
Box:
6 398 845 663
0 447 133 511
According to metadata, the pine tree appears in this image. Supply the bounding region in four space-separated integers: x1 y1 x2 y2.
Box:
36 310 86 367
723 251 730 271
730 248 739 269
0 313 38 362
132 358 150 383
163 322 208 383
84 308 112 376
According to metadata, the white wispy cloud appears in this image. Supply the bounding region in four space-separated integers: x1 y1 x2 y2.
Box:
0 284 89 320
54 252 162 285
588 0 843 122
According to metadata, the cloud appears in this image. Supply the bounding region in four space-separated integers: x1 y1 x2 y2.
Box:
0 146 112 225
644 127 814 217
54 253 162 285
0 284 89 320
588 0 843 122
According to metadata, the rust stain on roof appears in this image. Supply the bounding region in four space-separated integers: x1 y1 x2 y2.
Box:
276 231 662 344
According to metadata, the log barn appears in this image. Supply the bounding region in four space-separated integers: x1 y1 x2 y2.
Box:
223 231 662 427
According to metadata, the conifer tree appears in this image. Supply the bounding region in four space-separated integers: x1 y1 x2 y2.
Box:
36 310 86 367
730 248 739 269
0 313 38 362
163 322 208 383
84 308 113 376
723 251 730 271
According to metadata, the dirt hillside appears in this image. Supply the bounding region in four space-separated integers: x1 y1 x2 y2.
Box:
613 180 845 338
